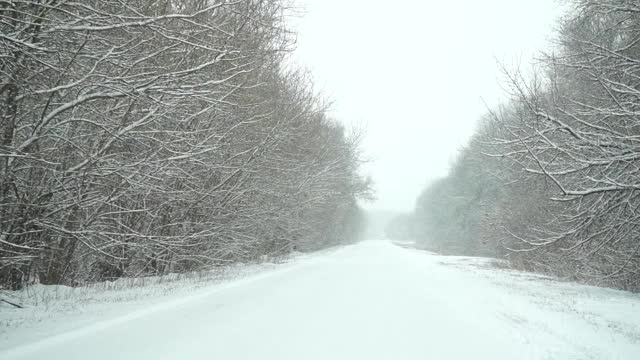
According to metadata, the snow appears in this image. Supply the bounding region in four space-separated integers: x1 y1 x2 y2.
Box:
1 240 640 359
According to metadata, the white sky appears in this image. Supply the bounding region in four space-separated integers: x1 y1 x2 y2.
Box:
290 0 565 212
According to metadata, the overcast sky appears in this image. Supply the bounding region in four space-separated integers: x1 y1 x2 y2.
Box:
290 0 565 212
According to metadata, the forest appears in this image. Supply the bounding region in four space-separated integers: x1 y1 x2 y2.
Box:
390 0 640 291
0 0 370 290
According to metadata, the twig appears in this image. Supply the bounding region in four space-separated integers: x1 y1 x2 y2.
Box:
1 297 24 309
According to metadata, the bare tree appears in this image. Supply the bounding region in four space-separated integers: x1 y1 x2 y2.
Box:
0 0 369 290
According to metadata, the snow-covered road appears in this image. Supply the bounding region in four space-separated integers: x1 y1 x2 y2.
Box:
3 241 640 359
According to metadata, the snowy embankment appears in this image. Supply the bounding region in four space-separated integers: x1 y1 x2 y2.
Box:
0 253 312 349
1 241 640 360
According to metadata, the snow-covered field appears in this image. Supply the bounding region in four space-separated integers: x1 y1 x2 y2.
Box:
1 240 639 359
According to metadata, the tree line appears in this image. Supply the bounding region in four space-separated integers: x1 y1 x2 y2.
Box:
0 0 370 290
395 0 640 291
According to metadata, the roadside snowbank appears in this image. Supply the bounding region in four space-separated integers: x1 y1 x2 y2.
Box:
0 251 320 351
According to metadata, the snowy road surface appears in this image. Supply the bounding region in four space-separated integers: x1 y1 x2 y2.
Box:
2 241 640 359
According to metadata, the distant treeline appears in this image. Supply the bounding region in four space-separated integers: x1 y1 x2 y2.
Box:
0 1 370 290
389 0 640 291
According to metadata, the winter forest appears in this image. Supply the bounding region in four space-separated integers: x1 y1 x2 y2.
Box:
388 0 640 292
2 1 640 359
2 0 640 298
0 0 371 291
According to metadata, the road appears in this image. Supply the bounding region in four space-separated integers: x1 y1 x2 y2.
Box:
3 241 640 359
